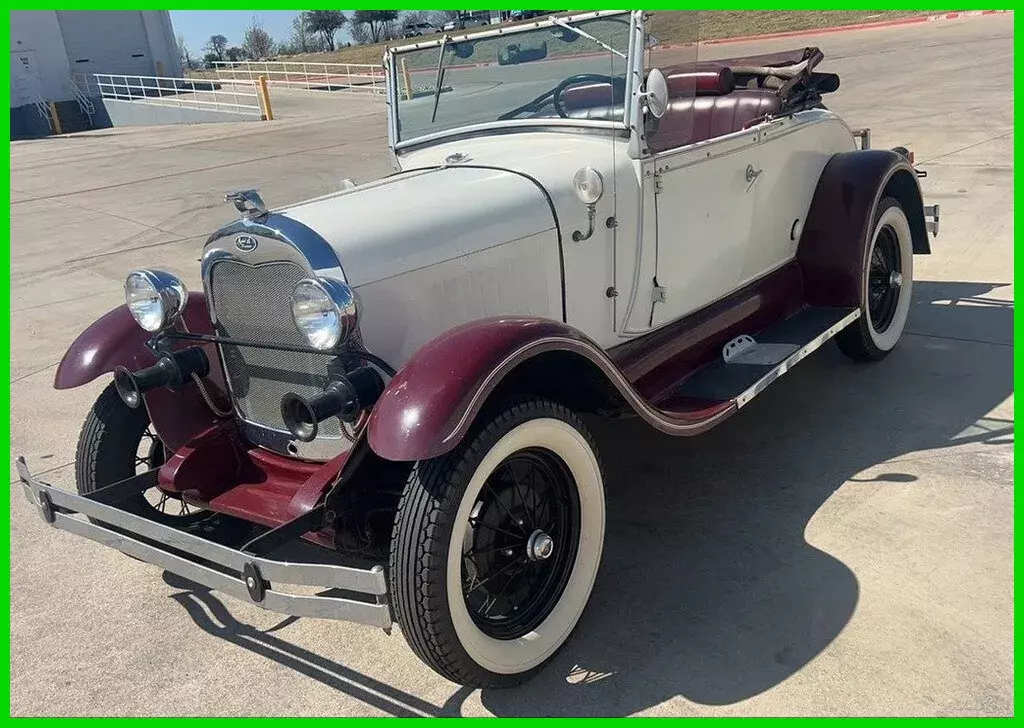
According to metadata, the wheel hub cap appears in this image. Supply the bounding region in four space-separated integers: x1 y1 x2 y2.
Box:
890 271 903 288
526 529 554 561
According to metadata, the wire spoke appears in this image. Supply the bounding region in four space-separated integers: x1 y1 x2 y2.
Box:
470 518 523 540
466 543 519 558
484 482 525 532
465 556 528 596
507 468 536 530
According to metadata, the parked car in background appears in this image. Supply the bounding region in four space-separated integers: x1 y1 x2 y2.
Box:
403 21 439 37
443 15 489 32
18 10 939 692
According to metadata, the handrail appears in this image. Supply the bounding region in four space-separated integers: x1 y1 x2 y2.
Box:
29 94 53 133
209 60 385 94
66 75 95 121
86 72 263 117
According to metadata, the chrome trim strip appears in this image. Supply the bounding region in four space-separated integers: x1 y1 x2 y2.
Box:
203 213 345 281
17 459 391 628
735 308 861 408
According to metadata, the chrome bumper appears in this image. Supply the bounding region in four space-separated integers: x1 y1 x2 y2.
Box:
15 457 392 629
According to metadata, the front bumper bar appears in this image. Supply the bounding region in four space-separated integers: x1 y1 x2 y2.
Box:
15 457 392 629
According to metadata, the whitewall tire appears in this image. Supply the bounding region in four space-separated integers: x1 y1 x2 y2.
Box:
837 196 914 361
389 399 605 687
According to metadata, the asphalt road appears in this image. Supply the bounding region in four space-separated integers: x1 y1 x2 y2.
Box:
9 14 1013 716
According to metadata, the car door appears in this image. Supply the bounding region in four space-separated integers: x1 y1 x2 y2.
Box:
647 128 765 329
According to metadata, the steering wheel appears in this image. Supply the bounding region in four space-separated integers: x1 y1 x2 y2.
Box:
551 74 623 118
498 74 622 121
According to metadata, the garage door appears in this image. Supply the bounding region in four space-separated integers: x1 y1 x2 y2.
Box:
57 11 154 78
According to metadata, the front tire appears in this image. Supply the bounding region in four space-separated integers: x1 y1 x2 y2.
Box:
837 196 915 362
389 399 605 687
76 383 206 527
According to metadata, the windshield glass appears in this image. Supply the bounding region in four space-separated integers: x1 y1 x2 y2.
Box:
392 13 631 143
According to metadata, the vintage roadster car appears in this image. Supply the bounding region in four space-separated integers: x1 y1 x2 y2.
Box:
18 11 939 688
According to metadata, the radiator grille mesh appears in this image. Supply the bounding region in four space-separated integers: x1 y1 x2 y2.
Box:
208 260 341 439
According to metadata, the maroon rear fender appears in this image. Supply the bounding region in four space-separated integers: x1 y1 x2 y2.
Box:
797 149 928 308
54 293 229 452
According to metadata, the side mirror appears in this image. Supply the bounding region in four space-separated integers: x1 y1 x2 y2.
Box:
642 68 669 119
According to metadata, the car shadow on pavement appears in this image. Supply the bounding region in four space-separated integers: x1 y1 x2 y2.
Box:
479 280 1013 715
165 280 1011 716
161 571 475 717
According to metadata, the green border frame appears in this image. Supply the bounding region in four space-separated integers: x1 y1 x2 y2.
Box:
4 2 1017 719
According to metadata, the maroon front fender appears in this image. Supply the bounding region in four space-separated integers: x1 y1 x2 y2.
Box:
54 294 228 452
367 317 597 462
365 316 737 462
54 294 215 389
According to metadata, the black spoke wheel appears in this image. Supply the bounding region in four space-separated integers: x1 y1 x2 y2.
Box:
461 448 581 640
867 224 902 333
76 383 207 527
837 196 914 362
390 399 605 688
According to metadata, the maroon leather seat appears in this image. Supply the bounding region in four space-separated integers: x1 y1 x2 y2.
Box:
648 90 780 152
559 69 782 148
647 66 781 153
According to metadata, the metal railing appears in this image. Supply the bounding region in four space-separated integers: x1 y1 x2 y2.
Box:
65 76 95 124
74 73 264 117
210 61 385 94
27 93 54 133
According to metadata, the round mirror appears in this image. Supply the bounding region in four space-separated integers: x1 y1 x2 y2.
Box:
645 68 669 119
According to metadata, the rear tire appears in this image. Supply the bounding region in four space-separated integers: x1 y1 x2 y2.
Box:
389 399 605 687
837 196 914 362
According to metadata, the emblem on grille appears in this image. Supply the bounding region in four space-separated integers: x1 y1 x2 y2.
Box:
234 235 258 252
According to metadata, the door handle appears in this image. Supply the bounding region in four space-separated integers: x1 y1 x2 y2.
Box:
745 164 763 183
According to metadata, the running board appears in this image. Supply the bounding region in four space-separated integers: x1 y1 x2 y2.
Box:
670 306 859 408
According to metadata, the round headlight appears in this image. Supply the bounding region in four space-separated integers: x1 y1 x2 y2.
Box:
572 167 604 205
291 277 357 351
124 270 187 332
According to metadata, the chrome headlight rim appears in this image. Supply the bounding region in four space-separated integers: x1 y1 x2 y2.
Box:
124 269 187 333
290 276 357 351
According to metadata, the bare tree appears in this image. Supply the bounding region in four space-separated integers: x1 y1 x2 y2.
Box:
288 13 309 53
176 33 194 70
205 34 228 61
242 15 276 60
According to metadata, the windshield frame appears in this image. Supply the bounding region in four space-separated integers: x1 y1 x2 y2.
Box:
385 10 641 151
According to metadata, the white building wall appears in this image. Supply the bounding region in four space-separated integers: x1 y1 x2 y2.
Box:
141 11 182 77
9 10 182 107
10 11 71 104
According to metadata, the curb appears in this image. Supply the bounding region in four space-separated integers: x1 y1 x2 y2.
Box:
669 9 1010 48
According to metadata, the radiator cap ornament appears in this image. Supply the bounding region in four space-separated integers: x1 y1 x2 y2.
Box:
225 189 268 220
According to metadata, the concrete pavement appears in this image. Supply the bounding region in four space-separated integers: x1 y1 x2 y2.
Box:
9 13 1013 716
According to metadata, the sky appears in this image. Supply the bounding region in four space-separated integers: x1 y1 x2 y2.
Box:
169 10 355 56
